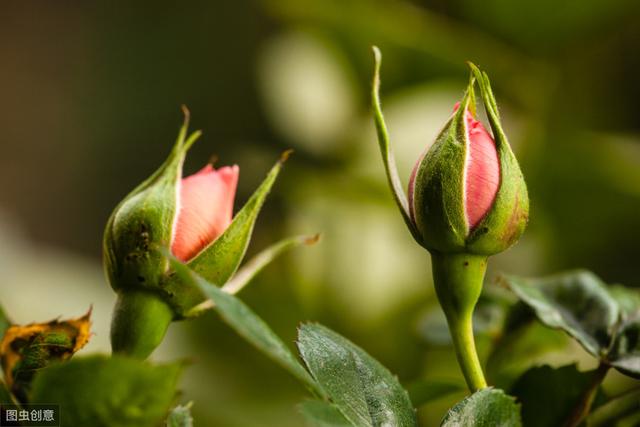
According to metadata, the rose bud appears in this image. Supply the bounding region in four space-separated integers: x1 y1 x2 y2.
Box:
372 48 529 391
408 90 528 256
373 50 528 256
104 108 289 359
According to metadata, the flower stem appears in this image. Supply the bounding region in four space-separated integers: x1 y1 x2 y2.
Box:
431 252 488 392
564 362 610 427
110 290 173 359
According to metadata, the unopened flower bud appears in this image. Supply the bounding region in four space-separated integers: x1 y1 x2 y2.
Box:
103 110 241 358
104 108 286 359
372 49 529 391
104 116 238 296
409 81 528 256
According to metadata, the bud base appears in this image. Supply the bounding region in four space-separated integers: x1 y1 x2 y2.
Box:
111 290 173 359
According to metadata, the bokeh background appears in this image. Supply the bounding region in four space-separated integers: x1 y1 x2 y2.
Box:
1 1 639 425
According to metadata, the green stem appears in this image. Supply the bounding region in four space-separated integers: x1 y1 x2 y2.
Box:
589 388 640 427
606 384 640 402
564 362 610 427
431 252 488 392
110 290 173 359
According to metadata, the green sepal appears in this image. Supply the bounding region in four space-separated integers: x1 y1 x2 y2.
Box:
411 92 471 252
104 108 201 293
381 58 528 255
161 153 289 316
371 46 422 244
184 233 321 317
465 64 529 255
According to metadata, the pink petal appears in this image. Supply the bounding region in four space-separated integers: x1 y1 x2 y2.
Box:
464 110 500 230
171 164 239 262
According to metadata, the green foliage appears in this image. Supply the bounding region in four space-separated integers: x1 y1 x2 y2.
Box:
503 270 640 378
30 355 182 427
299 400 351 427
1 311 92 402
171 255 422 426
5 1 640 426
510 364 604 427
503 270 618 356
297 323 417 427
608 313 640 378
11 330 72 402
440 388 522 427
166 403 194 427
609 285 640 317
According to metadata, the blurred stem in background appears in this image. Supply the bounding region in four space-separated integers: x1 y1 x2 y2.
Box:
565 362 609 427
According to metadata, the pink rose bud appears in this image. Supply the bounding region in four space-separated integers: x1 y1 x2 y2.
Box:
104 112 239 301
171 164 239 262
407 68 528 256
103 111 242 358
373 52 530 391
373 51 529 392
104 109 288 359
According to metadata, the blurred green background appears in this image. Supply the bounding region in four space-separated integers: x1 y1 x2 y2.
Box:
1 1 639 425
